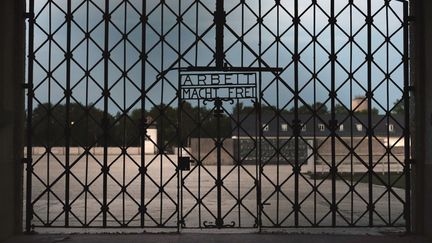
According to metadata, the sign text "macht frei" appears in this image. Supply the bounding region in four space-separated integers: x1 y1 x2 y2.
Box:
180 72 257 100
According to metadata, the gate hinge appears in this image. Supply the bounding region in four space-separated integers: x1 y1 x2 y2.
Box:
407 15 416 23
21 158 33 164
406 158 415 165
23 12 34 19
22 83 32 89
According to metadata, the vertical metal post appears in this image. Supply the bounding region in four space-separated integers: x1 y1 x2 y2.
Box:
294 0 300 227
215 0 225 68
215 98 223 228
46 1 52 226
177 86 182 232
367 0 374 227
215 0 225 227
25 0 35 233
257 0 263 231
177 0 182 233
330 0 337 227
121 1 127 226
403 1 411 233
312 0 318 226
159 1 165 227
177 97 182 230
84 0 90 227
102 0 110 228
178 97 183 231
64 0 72 227
254 79 259 230
140 0 147 228
349 1 354 226
195 1 202 229
385 1 391 226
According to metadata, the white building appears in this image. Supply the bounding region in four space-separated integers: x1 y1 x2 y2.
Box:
144 116 158 154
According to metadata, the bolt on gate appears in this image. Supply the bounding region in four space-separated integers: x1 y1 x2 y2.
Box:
24 0 411 232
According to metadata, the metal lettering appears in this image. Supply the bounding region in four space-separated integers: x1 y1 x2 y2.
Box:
180 72 257 100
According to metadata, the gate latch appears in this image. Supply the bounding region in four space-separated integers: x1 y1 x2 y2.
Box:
178 156 191 171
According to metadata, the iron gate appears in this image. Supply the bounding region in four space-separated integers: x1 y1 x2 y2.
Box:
24 0 411 231
178 70 261 228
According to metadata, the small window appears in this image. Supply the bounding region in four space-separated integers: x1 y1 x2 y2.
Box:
262 124 269 132
388 124 394 132
356 123 363 131
281 124 288 131
301 123 307 131
318 123 325 131
339 124 344 132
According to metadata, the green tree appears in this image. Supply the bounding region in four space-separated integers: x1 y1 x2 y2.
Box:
355 107 379 115
335 103 349 114
290 102 328 114
392 99 405 114
31 102 113 147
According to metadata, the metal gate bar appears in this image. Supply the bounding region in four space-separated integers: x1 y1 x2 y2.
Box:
24 0 411 232
403 1 411 232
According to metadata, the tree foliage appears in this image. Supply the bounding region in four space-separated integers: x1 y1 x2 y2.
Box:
30 102 232 148
29 100 386 147
391 99 405 114
30 103 114 147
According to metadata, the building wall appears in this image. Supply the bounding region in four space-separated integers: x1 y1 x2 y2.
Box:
313 137 405 173
412 0 432 237
190 138 234 165
26 128 157 155
144 128 157 154
191 136 404 174
352 97 368 112
0 0 25 240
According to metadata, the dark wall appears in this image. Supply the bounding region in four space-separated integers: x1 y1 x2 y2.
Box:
0 0 25 240
412 0 432 237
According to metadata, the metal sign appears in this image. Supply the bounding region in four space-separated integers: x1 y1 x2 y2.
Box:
180 72 257 100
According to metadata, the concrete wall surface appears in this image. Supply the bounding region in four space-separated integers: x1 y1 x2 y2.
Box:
0 0 25 241
190 138 234 165
412 0 432 239
26 146 157 155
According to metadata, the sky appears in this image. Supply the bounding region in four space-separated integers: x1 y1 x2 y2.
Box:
27 0 408 115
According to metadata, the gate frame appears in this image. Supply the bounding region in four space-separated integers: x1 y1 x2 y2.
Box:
22 0 412 233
